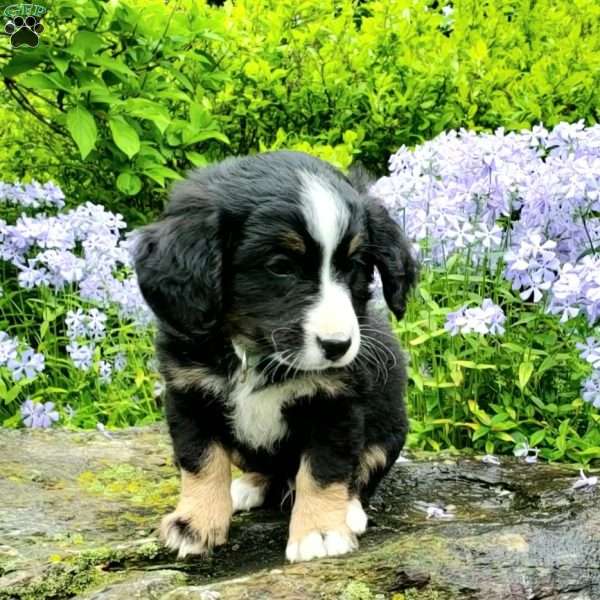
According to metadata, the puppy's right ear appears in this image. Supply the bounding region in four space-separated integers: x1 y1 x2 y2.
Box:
133 211 222 337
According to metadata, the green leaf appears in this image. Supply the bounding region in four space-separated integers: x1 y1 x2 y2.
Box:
122 98 171 133
143 165 182 186
472 426 490 441
109 115 140 158
579 447 600 456
117 172 142 196
2 47 46 77
408 367 424 392
530 430 546 446
409 329 446 346
66 105 97 159
67 30 105 59
518 361 534 391
186 151 208 167
87 56 136 78
18 72 63 90
182 128 230 147
48 52 70 75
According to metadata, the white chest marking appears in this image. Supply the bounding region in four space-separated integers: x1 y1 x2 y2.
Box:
227 368 338 451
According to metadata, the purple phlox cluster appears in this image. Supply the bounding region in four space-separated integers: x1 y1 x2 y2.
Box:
66 308 107 341
114 352 127 372
0 331 45 382
504 232 560 303
444 298 506 336
372 121 600 311
572 469 598 490
20 399 59 428
65 341 94 372
98 360 113 384
581 371 600 409
577 337 600 369
65 307 112 377
548 256 600 325
0 191 152 327
0 181 65 210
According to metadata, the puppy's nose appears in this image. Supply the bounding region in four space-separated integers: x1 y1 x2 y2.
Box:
317 336 352 361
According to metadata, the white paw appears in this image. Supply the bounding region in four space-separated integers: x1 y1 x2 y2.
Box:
346 498 368 535
231 476 266 513
285 530 357 562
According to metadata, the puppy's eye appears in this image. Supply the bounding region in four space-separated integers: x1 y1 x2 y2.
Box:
266 256 297 277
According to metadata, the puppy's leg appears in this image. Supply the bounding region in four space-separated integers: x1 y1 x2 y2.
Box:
286 456 357 562
231 472 269 513
355 432 405 504
161 443 232 558
160 390 233 558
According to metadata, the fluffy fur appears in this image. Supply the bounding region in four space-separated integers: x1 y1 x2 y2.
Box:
133 151 417 561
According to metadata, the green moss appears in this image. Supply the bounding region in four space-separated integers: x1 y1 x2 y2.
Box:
0 561 105 600
340 580 376 600
77 463 178 512
0 540 173 600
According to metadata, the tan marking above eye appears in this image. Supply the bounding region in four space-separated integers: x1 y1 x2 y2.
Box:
348 233 363 257
280 231 306 254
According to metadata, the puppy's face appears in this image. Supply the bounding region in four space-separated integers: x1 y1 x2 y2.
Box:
134 152 417 372
228 172 369 371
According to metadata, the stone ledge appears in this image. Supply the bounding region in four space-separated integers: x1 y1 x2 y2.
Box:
0 428 598 599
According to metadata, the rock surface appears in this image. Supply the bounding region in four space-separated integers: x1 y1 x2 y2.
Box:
0 427 598 600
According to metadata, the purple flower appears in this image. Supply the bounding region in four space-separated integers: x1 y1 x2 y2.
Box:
86 308 107 340
114 352 127 372
444 299 506 336
0 332 18 365
577 337 600 369
98 360 112 384
66 309 88 339
21 399 59 428
572 469 598 490
7 348 45 381
581 372 600 408
66 342 94 371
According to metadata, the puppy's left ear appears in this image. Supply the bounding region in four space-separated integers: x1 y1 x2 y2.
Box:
366 199 418 320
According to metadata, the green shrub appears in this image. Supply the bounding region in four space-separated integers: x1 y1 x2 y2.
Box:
1 0 598 220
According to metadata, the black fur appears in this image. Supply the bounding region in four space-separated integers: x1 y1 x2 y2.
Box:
134 151 417 536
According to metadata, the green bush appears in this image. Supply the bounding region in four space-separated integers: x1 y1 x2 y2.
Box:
1 0 598 220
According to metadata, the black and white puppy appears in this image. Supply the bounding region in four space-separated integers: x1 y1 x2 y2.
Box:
134 151 417 563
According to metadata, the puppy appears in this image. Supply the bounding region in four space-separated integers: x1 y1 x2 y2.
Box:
133 151 417 562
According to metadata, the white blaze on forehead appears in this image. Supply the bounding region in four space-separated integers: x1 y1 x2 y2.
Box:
299 171 360 369
299 172 350 260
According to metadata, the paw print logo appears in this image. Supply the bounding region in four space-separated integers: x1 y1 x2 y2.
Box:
5 15 44 48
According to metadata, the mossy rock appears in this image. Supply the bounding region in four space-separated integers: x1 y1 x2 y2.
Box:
0 428 598 599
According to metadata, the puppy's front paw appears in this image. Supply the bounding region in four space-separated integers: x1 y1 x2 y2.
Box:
286 528 358 562
346 497 368 535
160 508 230 558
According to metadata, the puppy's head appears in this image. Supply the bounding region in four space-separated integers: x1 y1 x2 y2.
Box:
134 152 417 371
